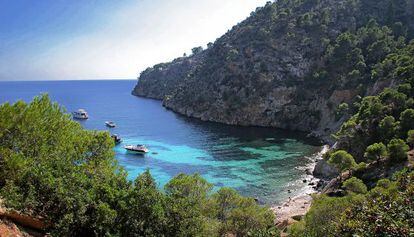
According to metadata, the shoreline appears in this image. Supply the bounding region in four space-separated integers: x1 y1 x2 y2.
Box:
272 194 313 223
272 145 330 225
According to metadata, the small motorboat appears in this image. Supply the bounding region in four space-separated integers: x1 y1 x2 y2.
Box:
124 144 149 154
105 121 116 128
111 134 122 145
72 109 88 119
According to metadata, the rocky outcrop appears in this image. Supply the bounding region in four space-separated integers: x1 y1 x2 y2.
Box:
0 201 47 237
133 54 205 100
313 159 339 180
0 206 49 237
0 211 49 231
132 0 413 141
0 219 28 237
0 218 45 237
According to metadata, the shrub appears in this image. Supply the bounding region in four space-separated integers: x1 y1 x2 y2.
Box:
354 162 367 172
407 130 414 147
294 195 364 236
378 116 399 143
192 46 203 55
328 150 357 172
342 177 368 194
336 103 349 120
364 142 387 162
164 173 213 236
337 171 414 236
119 170 167 236
387 138 409 163
400 109 414 135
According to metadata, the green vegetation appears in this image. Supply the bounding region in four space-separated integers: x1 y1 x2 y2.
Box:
0 95 276 236
289 13 414 236
290 170 414 236
342 177 368 194
335 41 414 162
407 130 414 147
327 150 357 173
4 0 414 235
261 0 414 234
387 138 410 162
191 46 203 55
134 0 414 134
337 171 414 236
364 142 387 162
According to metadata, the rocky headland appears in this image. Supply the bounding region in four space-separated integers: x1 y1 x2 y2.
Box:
131 0 414 234
133 0 413 143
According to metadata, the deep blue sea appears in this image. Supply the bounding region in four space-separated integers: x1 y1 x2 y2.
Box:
0 80 322 204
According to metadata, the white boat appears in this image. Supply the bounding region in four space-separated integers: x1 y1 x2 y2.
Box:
124 144 149 154
111 134 122 144
72 109 89 119
105 121 116 128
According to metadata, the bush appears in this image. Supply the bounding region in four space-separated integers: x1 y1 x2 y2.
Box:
400 109 414 135
407 130 414 147
328 150 357 172
119 170 167 236
387 138 409 163
378 116 399 143
335 103 349 120
354 162 367 172
342 177 368 194
164 173 213 236
337 171 414 236
292 195 364 237
364 142 387 162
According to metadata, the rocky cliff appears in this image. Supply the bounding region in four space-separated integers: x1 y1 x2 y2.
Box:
133 0 414 142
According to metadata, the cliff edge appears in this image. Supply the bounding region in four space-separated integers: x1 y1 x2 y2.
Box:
133 0 414 142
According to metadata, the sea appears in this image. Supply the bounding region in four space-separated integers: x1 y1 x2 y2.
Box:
0 80 322 204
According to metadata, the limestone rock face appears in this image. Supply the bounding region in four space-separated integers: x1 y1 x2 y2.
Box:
132 0 408 141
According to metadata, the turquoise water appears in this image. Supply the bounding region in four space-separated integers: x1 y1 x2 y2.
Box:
0 80 321 204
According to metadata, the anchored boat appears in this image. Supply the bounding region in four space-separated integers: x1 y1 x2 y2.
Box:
72 109 89 119
124 144 149 154
105 121 116 128
111 134 122 144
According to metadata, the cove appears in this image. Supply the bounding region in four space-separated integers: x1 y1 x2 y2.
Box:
0 80 322 204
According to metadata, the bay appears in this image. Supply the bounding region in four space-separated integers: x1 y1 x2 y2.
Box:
0 80 321 204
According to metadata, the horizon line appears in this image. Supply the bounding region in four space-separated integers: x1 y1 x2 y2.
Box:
0 78 138 82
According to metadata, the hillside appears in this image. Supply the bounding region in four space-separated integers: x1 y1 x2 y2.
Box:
133 0 414 142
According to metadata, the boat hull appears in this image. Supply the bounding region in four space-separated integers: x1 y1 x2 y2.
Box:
73 117 88 120
124 145 149 154
125 148 148 154
72 109 89 119
72 115 88 119
105 121 116 127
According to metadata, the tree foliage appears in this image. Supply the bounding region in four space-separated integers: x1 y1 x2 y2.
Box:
342 177 368 194
328 150 357 172
0 95 276 236
407 130 414 147
387 138 410 162
364 142 387 161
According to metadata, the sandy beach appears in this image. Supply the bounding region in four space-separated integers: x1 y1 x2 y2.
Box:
272 145 329 224
272 194 313 224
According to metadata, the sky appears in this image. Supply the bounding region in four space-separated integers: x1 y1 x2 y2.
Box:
0 0 269 81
